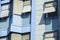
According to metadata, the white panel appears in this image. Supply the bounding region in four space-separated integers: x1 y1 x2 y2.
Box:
2 4 10 10
45 33 54 37
24 1 30 6
11 33 22 40
44 7 55 13
22 5 31 13
45 38 55 40
14 0 23 15
0 10 9 18
0 29 8 37
23 34 30 40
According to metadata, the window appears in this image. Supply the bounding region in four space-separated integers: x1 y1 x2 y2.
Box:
44 1 56 13
44 31 58 40
45 12 57 18
21 12 31 26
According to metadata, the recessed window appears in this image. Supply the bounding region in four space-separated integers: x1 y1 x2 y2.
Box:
45 12 57 18
48 12 57 17
21 12 31 26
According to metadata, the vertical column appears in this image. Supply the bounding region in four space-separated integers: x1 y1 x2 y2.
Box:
31 0 36 40
36 0 45 40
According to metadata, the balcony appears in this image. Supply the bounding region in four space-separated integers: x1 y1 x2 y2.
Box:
10 24 31 33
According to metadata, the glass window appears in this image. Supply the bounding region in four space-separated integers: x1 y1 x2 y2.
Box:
21 12 31 26
45 12 57 18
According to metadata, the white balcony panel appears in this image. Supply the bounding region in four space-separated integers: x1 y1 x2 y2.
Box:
2 4 10 11
22 5 31 13
45 38 55 40
0 29 8 37
11 25 30 33
44 0 54 2
1 0 10 4
44 7 55 13
0 10 9 18
22 25 30 33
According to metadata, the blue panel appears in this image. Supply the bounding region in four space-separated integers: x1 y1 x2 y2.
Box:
45 18 58 32
0 18 9 30
45 19 52 32
52 19 58 30
31 0 36 40
21 13 31 27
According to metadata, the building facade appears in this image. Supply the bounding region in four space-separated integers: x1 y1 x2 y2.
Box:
0 0 59 40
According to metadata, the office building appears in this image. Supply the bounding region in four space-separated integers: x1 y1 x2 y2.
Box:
0 0 60 40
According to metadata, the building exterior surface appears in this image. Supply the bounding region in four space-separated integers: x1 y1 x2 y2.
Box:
0 0 60 40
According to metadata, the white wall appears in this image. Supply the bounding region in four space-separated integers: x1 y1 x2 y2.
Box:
36 0 45 40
